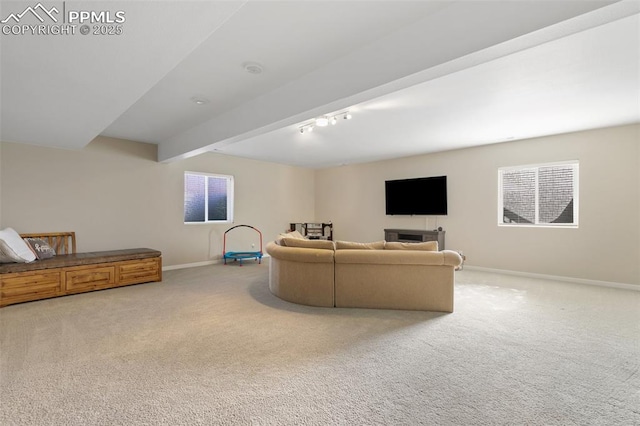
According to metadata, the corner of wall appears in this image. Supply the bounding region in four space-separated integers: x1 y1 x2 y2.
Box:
637 125 640 281
0 141 3 228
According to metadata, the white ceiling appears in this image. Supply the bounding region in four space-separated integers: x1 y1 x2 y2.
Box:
1 1 639 169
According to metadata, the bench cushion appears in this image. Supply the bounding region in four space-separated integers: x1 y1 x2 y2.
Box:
0 248 161 274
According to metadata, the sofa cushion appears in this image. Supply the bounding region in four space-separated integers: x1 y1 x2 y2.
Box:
0 228 37 263
385 241 438 251
266 241 334 263
280 237 335 250
335 240 385 250
23 238 56 259
335 249 446 266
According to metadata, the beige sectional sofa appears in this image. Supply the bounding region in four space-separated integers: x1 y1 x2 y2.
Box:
266 235 463 312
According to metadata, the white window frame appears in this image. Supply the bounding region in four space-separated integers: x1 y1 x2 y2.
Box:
184 171 234 224
498 161 579 228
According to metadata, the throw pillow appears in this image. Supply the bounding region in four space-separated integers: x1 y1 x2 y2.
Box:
276 230 306 246
279 230 305 240
384 241 439 251
0 241 20 263
335 240 385 250
0 228 37 263
23 238 56 259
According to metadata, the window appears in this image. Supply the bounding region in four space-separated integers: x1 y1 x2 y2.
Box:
498 161 578 227
184 172 234 223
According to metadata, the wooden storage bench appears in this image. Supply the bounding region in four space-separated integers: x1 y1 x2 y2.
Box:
0 232 162 307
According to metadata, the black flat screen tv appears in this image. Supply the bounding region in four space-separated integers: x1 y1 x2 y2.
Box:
385 176 447 215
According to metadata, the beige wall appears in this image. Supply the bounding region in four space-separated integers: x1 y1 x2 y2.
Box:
315 124 640 285
0 136 315 266
2 126 638 285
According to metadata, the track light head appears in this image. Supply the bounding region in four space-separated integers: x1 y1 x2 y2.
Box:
300 124 315 134
315 116 329 127
298 112 352 134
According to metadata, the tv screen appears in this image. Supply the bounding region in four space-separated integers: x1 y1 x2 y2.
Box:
385 176 447 215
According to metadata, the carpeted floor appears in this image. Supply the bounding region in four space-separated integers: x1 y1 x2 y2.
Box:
1 263 638 425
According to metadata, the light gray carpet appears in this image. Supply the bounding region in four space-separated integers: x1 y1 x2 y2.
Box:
1 263 638 425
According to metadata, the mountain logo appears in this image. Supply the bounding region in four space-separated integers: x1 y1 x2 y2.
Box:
1 2 59 24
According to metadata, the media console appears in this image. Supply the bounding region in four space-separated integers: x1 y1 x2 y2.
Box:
384 229 445 250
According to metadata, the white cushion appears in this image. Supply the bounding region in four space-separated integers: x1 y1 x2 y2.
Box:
0 228 37 263
279 230 305 240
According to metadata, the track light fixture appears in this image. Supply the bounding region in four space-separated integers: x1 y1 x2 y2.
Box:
315 116 329 127
298 111 351 134
299 124 315 134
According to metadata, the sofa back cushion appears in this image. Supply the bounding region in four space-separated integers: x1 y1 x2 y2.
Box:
266 241 334 263
335 249 446 266
384 241 438 251
280 237 335 250
335 240 385 250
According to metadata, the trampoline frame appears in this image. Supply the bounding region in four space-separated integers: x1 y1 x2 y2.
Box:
222 224 263 266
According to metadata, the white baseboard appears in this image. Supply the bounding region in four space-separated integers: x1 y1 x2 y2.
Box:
163 259 637 291
162 260 218 271
463 265 640 291
163 254 270 272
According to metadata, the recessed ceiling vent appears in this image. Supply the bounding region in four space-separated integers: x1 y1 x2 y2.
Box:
243 62 264 74
190 97 210 105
